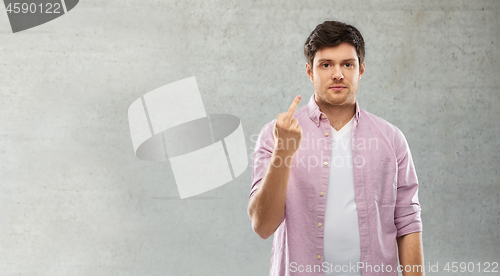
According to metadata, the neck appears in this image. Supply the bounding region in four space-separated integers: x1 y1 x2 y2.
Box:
315 98 356 131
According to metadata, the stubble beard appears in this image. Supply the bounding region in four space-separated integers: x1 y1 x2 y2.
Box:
317 84 356 108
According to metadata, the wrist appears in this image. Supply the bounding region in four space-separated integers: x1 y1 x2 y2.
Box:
271 150 296 168
273 149 296 158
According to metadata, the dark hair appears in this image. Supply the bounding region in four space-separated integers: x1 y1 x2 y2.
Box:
304 21 365 71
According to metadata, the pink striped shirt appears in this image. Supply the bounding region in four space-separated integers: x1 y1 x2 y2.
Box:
250 94 422 276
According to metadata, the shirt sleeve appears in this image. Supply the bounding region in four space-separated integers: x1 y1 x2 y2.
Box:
249 120 276 199
393 127 423 237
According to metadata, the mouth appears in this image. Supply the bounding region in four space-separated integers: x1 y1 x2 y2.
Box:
329 85 346 91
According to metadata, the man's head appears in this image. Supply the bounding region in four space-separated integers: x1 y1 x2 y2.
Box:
304 21 365 72
304 21 366 108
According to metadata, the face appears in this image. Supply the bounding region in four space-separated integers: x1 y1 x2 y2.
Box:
306 42 365 108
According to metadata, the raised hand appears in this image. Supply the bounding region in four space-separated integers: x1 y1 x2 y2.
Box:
273 95 303 156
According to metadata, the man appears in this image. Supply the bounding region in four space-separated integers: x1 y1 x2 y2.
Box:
248 21 424 276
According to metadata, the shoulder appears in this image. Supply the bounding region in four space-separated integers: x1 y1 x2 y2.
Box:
359 108 409 152
360 108 405 137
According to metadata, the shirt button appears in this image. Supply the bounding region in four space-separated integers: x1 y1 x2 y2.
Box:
315 120 319 124
325 132 329 137
321 115 325 119
361 221 365 227
317 255 322 260
358 190 361 196
319 192 324 196
324 162 328 166
318 222 322 227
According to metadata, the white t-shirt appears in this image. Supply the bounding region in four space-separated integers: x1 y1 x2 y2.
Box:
324 116 361 276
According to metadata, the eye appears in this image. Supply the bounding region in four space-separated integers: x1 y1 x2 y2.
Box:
345 63 352 68
321 63 331 68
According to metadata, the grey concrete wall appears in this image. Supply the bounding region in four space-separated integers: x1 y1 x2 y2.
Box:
0 0 498 275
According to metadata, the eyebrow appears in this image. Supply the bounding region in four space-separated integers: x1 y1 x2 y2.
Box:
317 58 357 63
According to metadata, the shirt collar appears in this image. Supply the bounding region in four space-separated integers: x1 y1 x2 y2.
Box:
306 93 361 126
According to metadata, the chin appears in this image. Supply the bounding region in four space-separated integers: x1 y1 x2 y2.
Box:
326 96 347 105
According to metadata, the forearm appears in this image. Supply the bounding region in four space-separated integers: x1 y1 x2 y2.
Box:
397 231 424 276
248 151 292 239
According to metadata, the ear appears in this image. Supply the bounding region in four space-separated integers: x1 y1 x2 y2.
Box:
306 63 313 82
359 62 365 80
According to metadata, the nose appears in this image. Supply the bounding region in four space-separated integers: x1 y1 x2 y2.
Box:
331 66 344 81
